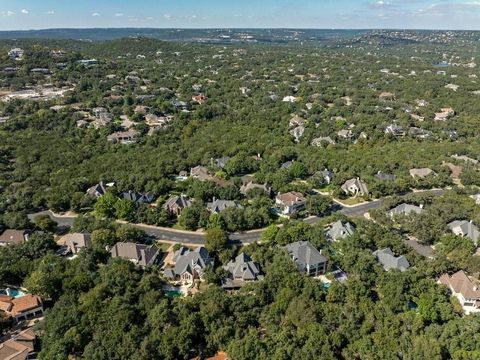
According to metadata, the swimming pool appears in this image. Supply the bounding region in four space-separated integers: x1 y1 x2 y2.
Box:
0 288 25 298
164 290 183 298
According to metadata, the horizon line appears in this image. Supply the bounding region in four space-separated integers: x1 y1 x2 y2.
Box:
0 27 479 32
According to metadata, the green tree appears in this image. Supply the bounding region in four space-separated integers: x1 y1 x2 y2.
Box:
94 192 118 218
205 228 228 253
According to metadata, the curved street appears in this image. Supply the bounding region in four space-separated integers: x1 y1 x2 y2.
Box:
28 189 444 245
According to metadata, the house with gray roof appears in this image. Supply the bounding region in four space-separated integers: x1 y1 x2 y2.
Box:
387 203 423 218
207 199 241 214
326 221 355 241
285 241 328 276
375 171 396 181
222 253 263 289
341 178 368 197
110 242 160 267
373 248 410 272
164 246 213 284
212 156 230 169
448 220 480 246
315 169 334 184
121 190 155 204
163 195 192 216
86 181 108 198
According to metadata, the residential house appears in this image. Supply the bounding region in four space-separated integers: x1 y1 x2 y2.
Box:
107 130 138 144
222 253 263 289
337 129 354 140
409 127 432 139
341 178 369 197
311 136 336 147
207 199 241 214
447 220 480 246
315 169 334 184
0 294 44 321
192 94 207 104
379 91 395 100
289 115 306 127
62 233 92 255
164 247 214 284
0 230 28 246
326 220 355 241
211 156 230 169
275 191 306 215
92 107 112 128
409 168 435 178
438 271 480 314
281 160 294 169
8 48 24 60
0 328 37 360
387 203 423 218
190 166 213 182
285 241 328 276
451 154 479 165
77 59 98 66
290 126 305 143
282 96 297 103
470 194 480 205
110 242 160 267
434 107 455 121
375 171 396 181
121 190 155 204
86 181 110 198
385 124 405 136
163 195 192 216
240 181 271 196
373 248 410 272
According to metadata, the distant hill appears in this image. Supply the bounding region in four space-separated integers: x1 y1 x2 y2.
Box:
0 28 366 44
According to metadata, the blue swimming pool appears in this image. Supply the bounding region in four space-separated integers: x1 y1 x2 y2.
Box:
0 288 25 298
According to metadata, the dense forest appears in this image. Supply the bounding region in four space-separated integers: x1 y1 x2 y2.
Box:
1 32 480 359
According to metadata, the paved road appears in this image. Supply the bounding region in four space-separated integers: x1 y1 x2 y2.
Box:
28 188 445 246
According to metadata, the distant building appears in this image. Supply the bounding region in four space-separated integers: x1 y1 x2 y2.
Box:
375 171 396 181
107 130 138 144
110 242 160 267
409 168 435 178
8 48 24 60
285 241 327 276
190 166 213 182
315 169 334 184
373 248 410 272
77 59 98 66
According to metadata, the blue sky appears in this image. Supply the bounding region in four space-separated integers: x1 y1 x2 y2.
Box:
1 0 480 30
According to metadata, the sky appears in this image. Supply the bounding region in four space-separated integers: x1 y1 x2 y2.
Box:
1 0 480 31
